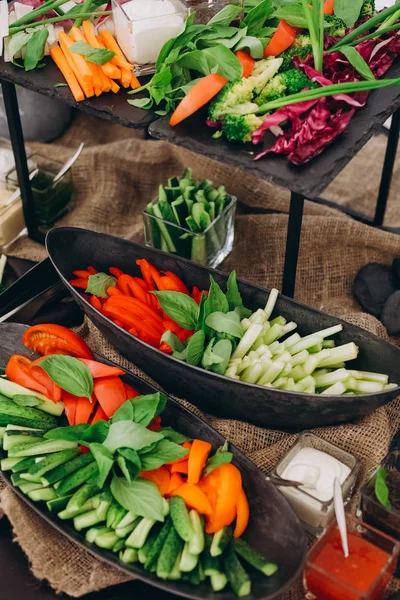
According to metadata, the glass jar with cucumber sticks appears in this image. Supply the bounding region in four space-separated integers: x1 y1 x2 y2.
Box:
143 168 236 267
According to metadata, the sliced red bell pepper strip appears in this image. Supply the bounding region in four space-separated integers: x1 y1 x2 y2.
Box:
90 295 103 311
159 342 172 354
109 266 124 278
73 270 91 278
148 415 162 431
191 286 202 305
87 266 98 275
62 391 78 425
136 259 157 290
70 278 88 289
72 394 94 425
30 359 62 402
123 382 140 400
159 272 189 295
107 287 123 296
93 375 127 419
107 295 164 325
22 324 94 359
6 355 49 397
91 403 108 424
176 329 194 343
79 358 125 379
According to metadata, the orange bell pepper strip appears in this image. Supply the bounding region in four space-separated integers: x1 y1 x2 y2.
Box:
205 464 242 533
79 358 125 379
170 73 229 126
91 403 108 424
62 391 78 425
188 439 212 485
166 472 184 495
234 487 250 538
167 442 192 466
235 50 255 78
6 355 49 398
22 324 94 359
324 0 334 14
123 382 140 400
170 460 188 475
171 483 213 515
264 21 297 57
93 375 127 418
141 466 170 496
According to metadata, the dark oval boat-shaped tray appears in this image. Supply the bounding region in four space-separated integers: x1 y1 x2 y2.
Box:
0 322 307 600
46 227 400 431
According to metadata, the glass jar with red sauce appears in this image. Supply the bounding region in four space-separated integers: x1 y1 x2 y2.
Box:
304 515 400 600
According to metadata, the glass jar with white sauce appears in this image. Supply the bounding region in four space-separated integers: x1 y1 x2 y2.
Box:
272 433 359 535
112 0 189 75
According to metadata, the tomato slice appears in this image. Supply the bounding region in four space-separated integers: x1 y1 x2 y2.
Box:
79 359 125 379
91 403 108 424
22 324 94 359
6 355 49 397
93 376 127 419
62 391 78 425
30 358 62 402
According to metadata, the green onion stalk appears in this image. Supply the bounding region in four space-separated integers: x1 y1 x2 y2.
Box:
10 0 71 28
347 22 400 47
330 3 400 50
9 11 111 33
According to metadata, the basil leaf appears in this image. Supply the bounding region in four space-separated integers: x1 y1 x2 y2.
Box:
201 338 225 369
244 0 273 34
86 273 117 299
272 3 308 27
139 439 189 471
203 339 232 375
13 394 41 407
89 442 114 488
205 310 243 338
104 420 163 453
131 393 167 427
152 291 199 330
112 399 134 423
160 427 191 444
177 45 243 81
334 0 364 28
39 355 93 400
118 448 142 479
208 4 243 25
70 41 115 65
375 466 391 508
203 442 233 476
7 31 34 62
202 276 229 335
24 28 48 71
186 330 206 366
111 475 164 521
234 35 264 59
339 46 375 81
127 97 154 110
82 420 109 444
44 423 90 442
117 455 131 482
226 271 252 318
197 291 208 331
161 331 187 360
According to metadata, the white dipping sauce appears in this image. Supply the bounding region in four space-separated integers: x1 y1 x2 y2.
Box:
114 0 185 65
281 447 350 502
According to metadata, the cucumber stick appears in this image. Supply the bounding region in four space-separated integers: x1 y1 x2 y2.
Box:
156 526 183 580
223 545 251 597
58 497 98 520
42 453 94 486
12 456 43 473
86 526 111 545
0 400 58 430
234 538 278 576
19 481 45 494
188 511 204 555
168 552 182 580
169 496 193 542
179 542 198 572
3 430 43 450
211 572 228 592
95 531 119 550
120 548 138 564
9 439 77 458
126 517 156 549
56 461 98 497
144 519 172 571
0 379 64 416
28 487 57 502
115 520 139 539
106 500 126 529
203 534 223 576
117 511 138 530
46 495 73 513
113 538 126 553
1 456 24 470
74 509 105 531
138 528 160 564
67 481 100 512
27 449 79 478
210 526 232 557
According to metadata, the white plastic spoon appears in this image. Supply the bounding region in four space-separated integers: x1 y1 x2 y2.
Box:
334 476 349 558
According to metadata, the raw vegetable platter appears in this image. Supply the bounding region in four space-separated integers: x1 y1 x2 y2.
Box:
46 227 400 430
0 322 307 600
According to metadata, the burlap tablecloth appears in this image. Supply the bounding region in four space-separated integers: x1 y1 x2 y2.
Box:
2 113 400 599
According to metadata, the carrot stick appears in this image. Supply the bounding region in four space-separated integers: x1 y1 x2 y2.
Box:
94 88 102 96
131 73 141 89
50 46 84 102
110 79 120 94
187 439 212 485
81 21 121 79
170 73 228 126
120 68 132 88
98 30 134 70
69 27 103 89
324 0 334 14
58 31 93 83
98 66 112 92
59 42 95 98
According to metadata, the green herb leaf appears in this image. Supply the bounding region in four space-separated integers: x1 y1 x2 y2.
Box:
339 45 375 81
54 83 68 87
24 27 48 71
208 4 243 26
44 423 90 442
208 339 232 374
201 338 225 369
152 291 199 330
69 40 115 65
160 427 191 444
127 97 154 109
201 276 229 335
7 31 34 63
86 272 117 298
273 2 309 28
186 330 206 366
13 394 41 407
112 399 134 423
226 271 252 318
139 439 190 471
90 442 114 488
334 0 364 28
103 420 163 453
244 0 273 34
161 331 187 360
82 420 110 444
111 475 164 521
234 35 264 59
203 442 232 475
375 466 391 508
131 393 167 427
39 355 93 400
177 45 243 81
117 455 131 482
205 310 243 338
118 447 142 479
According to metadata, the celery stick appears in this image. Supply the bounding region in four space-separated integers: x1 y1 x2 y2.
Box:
272 377 289 389
232 324 263 360
274 351 291 364
290 366 307 382
241 363 263 384
313 369 330 377
318 343 359 368
270 316 286 327
283 333 301 349
347 380 384 394
313 324 343 339
347 370 363 380
241 318 251 332
256 345 272 358
314 368 349 388
225 367 238 379
281 378 297 391
250 309 267 324
272 343 285 356
308 343 323 354
385 383 398 390
282 362 292 377
290 335 323 355
268 341 280 354
258 361 284 386
297 375 316 391
350 371 389 385
343 392 355 396
264 289 279 320
263 324 284 345
282 322 297 335
321 382 347 395
248 351 259 361
303 350 330 376
322 340 335 349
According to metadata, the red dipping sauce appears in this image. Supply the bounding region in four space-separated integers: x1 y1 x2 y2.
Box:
304 518 399 600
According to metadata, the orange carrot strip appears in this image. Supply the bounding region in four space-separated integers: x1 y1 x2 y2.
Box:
58 31 93 83
69 27 102 88
324 0 334 14
98 30 134 70
58 42 94 98
131 73 141 89
170 73 228 126
235 50 255 78
187 439 212 485
120 68 132 88
170 483 213 515
110 79 120 94
140 466 170 496
50 46 84 102
94 87 102 96
233 487 250 538
98 68 112 92
81 21 121 79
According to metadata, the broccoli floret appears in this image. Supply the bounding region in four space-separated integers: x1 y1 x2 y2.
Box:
279 44 313 71
291 34 312 50
324 14 347 37
359 0 375 19
255 69 314 105
222 114 265 143
247 57 283 95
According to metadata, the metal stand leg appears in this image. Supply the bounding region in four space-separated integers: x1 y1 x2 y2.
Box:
282 192 305 298
1 80 44 244
373 108 400 228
